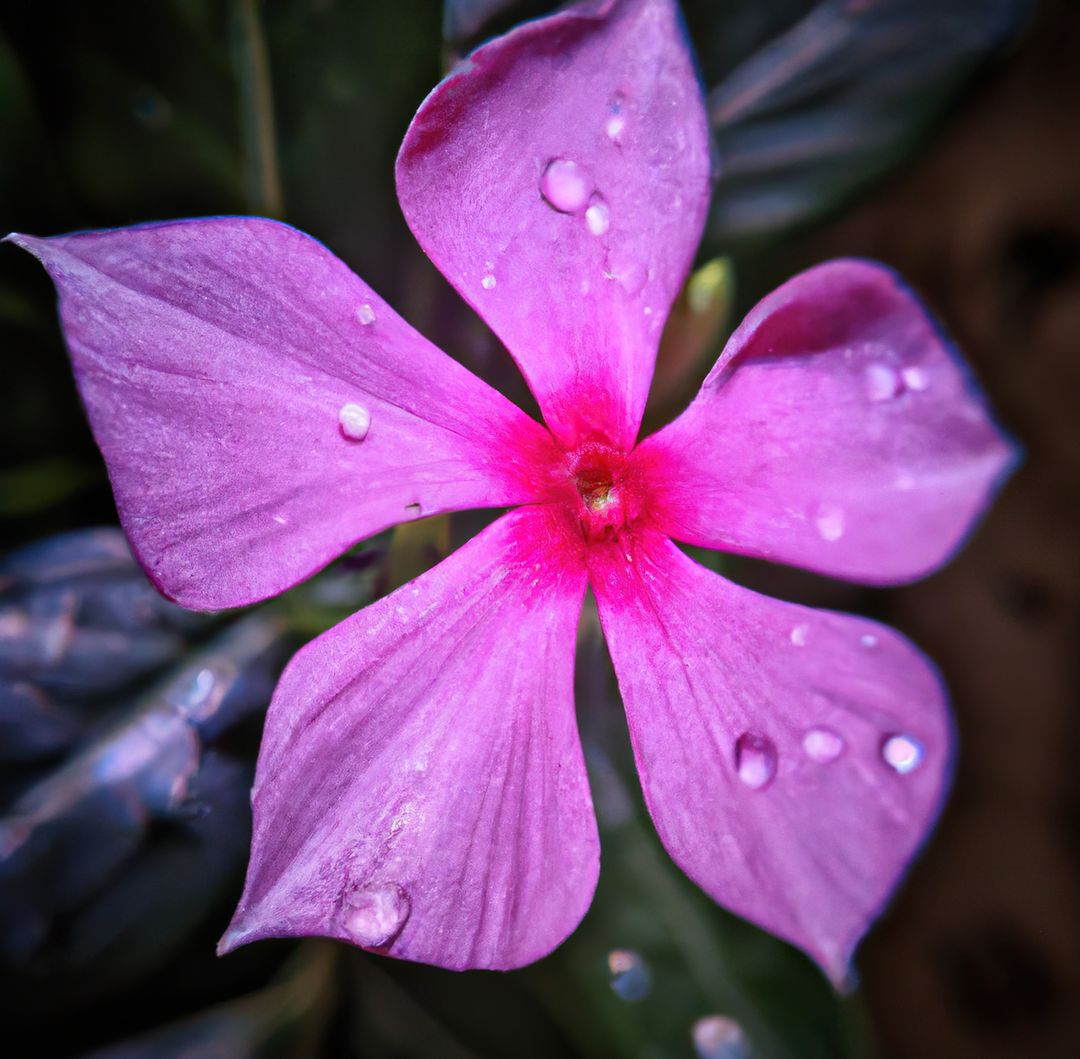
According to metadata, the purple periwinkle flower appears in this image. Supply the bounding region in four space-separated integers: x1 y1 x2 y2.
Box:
7 0 1015 982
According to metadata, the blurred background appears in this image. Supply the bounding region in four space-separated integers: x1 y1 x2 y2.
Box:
1 0 1077 1056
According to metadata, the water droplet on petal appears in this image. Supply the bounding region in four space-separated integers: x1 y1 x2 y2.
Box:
815 505 845 542
692 1015 749 1059
481 273 496 290
605 113 625 141
608 949 651 1001
339 402 371 441
585 196 611 236
803 726 845 763
404 502 422 519
882 733 924 774
735 733 777 790
790 623 809 646
860 633 879 648
540 158 592 213
356 303 376 326
902 365 929 391
341 882 410 947
865 362 901 401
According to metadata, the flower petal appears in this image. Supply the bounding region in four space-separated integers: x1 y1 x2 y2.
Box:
220 505 597 970
7 220 559 610
589 530 952 983
635 260 1018 583
396 0 711 451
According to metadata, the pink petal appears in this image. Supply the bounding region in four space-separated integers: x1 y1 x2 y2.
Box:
635 260 1018 583
396 0 711 451
7 220 560 610
220 506 598 970
589 529 952 983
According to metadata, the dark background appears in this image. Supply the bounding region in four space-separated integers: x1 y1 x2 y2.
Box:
1 1 1077 1056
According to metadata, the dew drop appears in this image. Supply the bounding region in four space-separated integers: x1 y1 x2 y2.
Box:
902 365 929 391
692 1015 749 1059
865 362 902 401
585 196 611 236
860 633 879 649
540 158 591 213
605 113 625 141
882 733 924 774
608 949 651 1001
340 882 410 947
404 502 422 519
815 505 845 542
734 732 777 790
481 273 496 290
803 726 845 764
173 667 217 718
339 402 371 441
356 302 376 326
790 623 809 647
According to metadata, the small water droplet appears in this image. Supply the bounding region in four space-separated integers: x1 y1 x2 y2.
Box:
735 733 777 790
605 113 625 141
692 1015 749 1059
481 273 496 290
608 949 651 1001
803 727 845 763
173 667 216 717
356 303 376 326
340 882 410 947
790 623 809 647
882 733 924 774
540 158 592 213
272 514 287 525
404 502 422 519
585 196 611 236
860 633 879 648
902 365 929 391
815 505 845 542
339 402 371 441
865 362 902 401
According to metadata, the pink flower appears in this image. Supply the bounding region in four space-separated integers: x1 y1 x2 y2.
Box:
8 0 1014 982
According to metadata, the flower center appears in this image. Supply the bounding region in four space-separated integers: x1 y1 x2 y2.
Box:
567 441 643 541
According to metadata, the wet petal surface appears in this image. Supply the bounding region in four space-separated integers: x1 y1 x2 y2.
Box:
9 220 558 610
397 0 711 450
222 506 598 970
635 260 1017 583
589 530 952 981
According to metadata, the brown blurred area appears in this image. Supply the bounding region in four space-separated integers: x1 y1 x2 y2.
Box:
780 1 1080 1054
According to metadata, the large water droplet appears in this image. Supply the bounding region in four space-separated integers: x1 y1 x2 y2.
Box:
815 505 845 542
882 733 924 774
692 1015 749 1059
341 882 410 947
356 303 376 326
734 733 777 790
339 402 371 441
803 726 845 764
540 158 592 213
585 196 611 236
608 949 651 1001
865 362 902 401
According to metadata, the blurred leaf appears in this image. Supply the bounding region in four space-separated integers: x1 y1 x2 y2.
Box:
0 456 100 517
83 941 337 1059
647 256 735 420
702 0 1034 249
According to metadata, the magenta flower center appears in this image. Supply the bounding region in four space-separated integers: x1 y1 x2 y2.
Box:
566 440 648 541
